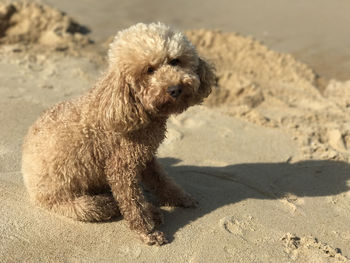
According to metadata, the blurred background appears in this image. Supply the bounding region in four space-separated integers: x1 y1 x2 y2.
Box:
42 0 350 81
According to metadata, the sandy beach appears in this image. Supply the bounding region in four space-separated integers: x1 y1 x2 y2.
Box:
0 1 350 262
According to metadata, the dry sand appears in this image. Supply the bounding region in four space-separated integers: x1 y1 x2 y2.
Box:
0 2 349 262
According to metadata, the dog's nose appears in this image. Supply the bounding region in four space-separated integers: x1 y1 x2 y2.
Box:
167 85 182 98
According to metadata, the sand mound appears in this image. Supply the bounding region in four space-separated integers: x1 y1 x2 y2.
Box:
0 1 91 49
186 30 350 162
186 30 319 109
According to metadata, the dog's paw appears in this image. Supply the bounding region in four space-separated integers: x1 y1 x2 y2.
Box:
178 193 198 208
139 231 168 246
161 193 199 208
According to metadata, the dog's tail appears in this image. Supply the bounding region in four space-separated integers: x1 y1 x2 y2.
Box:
37 194 120 222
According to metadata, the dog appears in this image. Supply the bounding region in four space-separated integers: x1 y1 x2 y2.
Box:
22 22 215 245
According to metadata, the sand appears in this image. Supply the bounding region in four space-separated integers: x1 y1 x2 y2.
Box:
0 2 349 262
0 1 91 48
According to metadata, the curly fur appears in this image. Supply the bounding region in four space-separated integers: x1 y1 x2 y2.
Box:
22 23 215 246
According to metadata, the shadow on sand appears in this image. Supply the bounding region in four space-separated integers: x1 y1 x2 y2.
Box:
154 157 350 242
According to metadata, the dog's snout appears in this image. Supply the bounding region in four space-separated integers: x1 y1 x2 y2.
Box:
167 85 182 98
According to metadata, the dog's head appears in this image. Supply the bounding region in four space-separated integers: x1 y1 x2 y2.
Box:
99 23 215 132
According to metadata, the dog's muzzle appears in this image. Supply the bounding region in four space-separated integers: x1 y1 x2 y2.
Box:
167 85 182 98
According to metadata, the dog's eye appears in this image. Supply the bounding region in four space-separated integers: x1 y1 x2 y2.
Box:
169 58 180 66
147 66 155 74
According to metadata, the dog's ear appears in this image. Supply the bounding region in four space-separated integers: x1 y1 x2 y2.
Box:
197 57 216 100
96 70 149 133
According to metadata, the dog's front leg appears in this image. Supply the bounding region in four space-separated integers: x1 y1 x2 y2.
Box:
106 155 167 246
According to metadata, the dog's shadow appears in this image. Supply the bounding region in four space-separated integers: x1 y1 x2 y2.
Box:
155 157 350 242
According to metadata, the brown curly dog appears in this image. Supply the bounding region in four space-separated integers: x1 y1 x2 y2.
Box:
22 23 215 245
